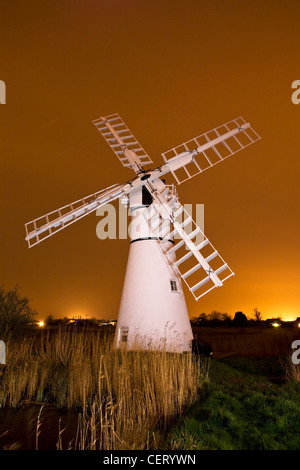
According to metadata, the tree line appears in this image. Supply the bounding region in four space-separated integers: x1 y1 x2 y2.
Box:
191 309 266 327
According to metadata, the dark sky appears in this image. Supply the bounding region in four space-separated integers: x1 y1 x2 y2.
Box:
1 0 299 321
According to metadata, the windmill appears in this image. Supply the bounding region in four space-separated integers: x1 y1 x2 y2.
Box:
25 114 260 353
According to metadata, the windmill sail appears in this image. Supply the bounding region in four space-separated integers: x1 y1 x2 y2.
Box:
25 184 124 248
162 117 261 185
143 192 234 300
92 113 153 173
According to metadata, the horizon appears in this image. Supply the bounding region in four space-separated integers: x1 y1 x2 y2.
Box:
35 309 299 324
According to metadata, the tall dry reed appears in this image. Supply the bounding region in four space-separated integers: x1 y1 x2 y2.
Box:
0 328 205 449
284 357 300 383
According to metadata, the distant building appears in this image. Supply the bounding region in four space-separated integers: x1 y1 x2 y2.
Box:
293 317 300 328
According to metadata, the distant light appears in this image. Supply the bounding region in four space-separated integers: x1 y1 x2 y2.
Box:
298 323 300 328
272 322 280 327
38 321 45 328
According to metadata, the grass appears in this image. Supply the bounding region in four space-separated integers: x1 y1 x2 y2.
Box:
0 328 206 449
164 356 300 450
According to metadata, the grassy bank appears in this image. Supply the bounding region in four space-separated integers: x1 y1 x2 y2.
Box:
164 356 300 450
0 328 205 449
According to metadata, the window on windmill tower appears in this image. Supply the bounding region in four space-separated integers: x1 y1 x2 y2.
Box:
170 279 178 292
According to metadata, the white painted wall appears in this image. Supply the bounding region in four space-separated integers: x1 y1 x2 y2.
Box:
114 186 193 353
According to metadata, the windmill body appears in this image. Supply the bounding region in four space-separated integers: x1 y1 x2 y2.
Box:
114 180 193 353
25 113 261 353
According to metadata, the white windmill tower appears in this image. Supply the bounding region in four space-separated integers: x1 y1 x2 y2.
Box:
25 113 260 353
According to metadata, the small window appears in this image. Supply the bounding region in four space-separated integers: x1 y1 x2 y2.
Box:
170 279 178 292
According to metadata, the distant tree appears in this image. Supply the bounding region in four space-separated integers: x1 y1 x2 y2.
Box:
45 315 55 325
191 312 232 326
0 286 37 340
220 313 232 326
198 313 207 323
233 311 248 327
190 313 207 325
207 311 229 325
220 313 232 322
253 307 262 322
208 311 223 323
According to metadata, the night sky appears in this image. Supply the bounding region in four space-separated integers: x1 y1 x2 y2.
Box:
1 0 299 321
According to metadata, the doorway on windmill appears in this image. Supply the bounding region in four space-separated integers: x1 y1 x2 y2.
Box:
120 326 129 343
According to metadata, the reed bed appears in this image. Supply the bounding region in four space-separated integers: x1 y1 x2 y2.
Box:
0 328 205 449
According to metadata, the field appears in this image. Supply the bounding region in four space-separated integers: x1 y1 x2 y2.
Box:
0 325 300 450
193 325 300 357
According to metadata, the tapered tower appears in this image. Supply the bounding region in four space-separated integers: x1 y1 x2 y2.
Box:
114 182 193 352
